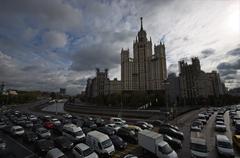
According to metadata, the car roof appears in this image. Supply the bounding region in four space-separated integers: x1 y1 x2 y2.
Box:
87 130 109 142
191 137 206 145
12 126 22 129
75 143 89 151
216 135 229 142
47 148 64 157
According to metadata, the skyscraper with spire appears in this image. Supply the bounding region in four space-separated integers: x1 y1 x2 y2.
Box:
121 17 167 92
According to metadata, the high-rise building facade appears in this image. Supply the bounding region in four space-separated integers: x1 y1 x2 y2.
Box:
121 17 167 92
85 68 122 98
179 57 225 101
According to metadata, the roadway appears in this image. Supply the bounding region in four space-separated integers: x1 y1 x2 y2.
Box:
4 102 240 158
175 108 240 158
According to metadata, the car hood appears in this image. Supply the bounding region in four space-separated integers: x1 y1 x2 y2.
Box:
191 150 208 157
85 152 98 158
164 150 178 158
217 147 234 156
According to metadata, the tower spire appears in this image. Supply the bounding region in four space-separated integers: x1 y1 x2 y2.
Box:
140 17 143 30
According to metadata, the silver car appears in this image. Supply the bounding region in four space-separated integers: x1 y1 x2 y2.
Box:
36 127 51 139
215 135 234 157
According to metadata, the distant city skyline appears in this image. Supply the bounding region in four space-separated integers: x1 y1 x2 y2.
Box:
0 0 239 95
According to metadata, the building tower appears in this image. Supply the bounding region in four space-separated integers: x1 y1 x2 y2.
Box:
133 17 153 91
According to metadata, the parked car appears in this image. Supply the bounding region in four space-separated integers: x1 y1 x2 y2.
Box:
135 121 153 130
23 131 38 143
190 137 208 158
0 138 7 151
110 117 126 124
51 118 61 126
215 117 224 123
159 123 179 131
110 135 127 150
215 121 226 132
93 117 105 127
72 143 98 158
42 115 52 122
152 120 163 127
46 148 66 158
163 134 182 150
123 154 138 158
158 126 184 140
54 136 74 151
23 120 33 128
35 139 55 155
44 121 55 129
52 125 63 136
232 116 240 125
190 120 203 132
117 127 138 144
127 125 142 133
198 115 207 125
105 124 121 132
232 134 240 149
36 127 51 139
0 121 7 129
96 127 115 136
10 126 24 136
215 135 234 157
83 120 97 129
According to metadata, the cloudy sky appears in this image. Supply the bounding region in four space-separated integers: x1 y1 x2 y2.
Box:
0 0 239 95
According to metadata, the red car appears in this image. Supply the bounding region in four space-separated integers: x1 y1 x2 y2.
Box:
43 121 54 129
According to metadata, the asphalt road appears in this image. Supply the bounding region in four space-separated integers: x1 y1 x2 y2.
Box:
175 108 240 158
0 131 36 158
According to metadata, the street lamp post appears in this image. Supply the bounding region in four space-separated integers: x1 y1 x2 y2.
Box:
162 80 170 122
55 100 58 115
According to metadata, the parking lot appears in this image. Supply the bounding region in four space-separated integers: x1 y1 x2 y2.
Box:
1 103 240 158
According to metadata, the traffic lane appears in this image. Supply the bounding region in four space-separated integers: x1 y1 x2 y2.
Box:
0 131 36 158
174 108 206 158
204 112 217 158
205 110 240 158
226 111 240 157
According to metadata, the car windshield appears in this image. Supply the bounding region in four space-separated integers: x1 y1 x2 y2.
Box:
191 143 207 153
102 139 112 149
112 136 123 143
165 135 172 140
74 131 83 136
83 147 94 156
40 129 48 133
16 127 23 131
161 144 173 154
218 141 232 149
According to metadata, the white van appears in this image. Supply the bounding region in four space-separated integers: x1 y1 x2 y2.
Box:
86 130 115 157
62 124 85 143
190 137 208 158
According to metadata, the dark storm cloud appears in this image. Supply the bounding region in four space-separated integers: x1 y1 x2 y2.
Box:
0 0 82 32
70 44 119 71
70 30 135 71
227 48 240 56
0 0 239 94
217 59 240 77
201 48 215 58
